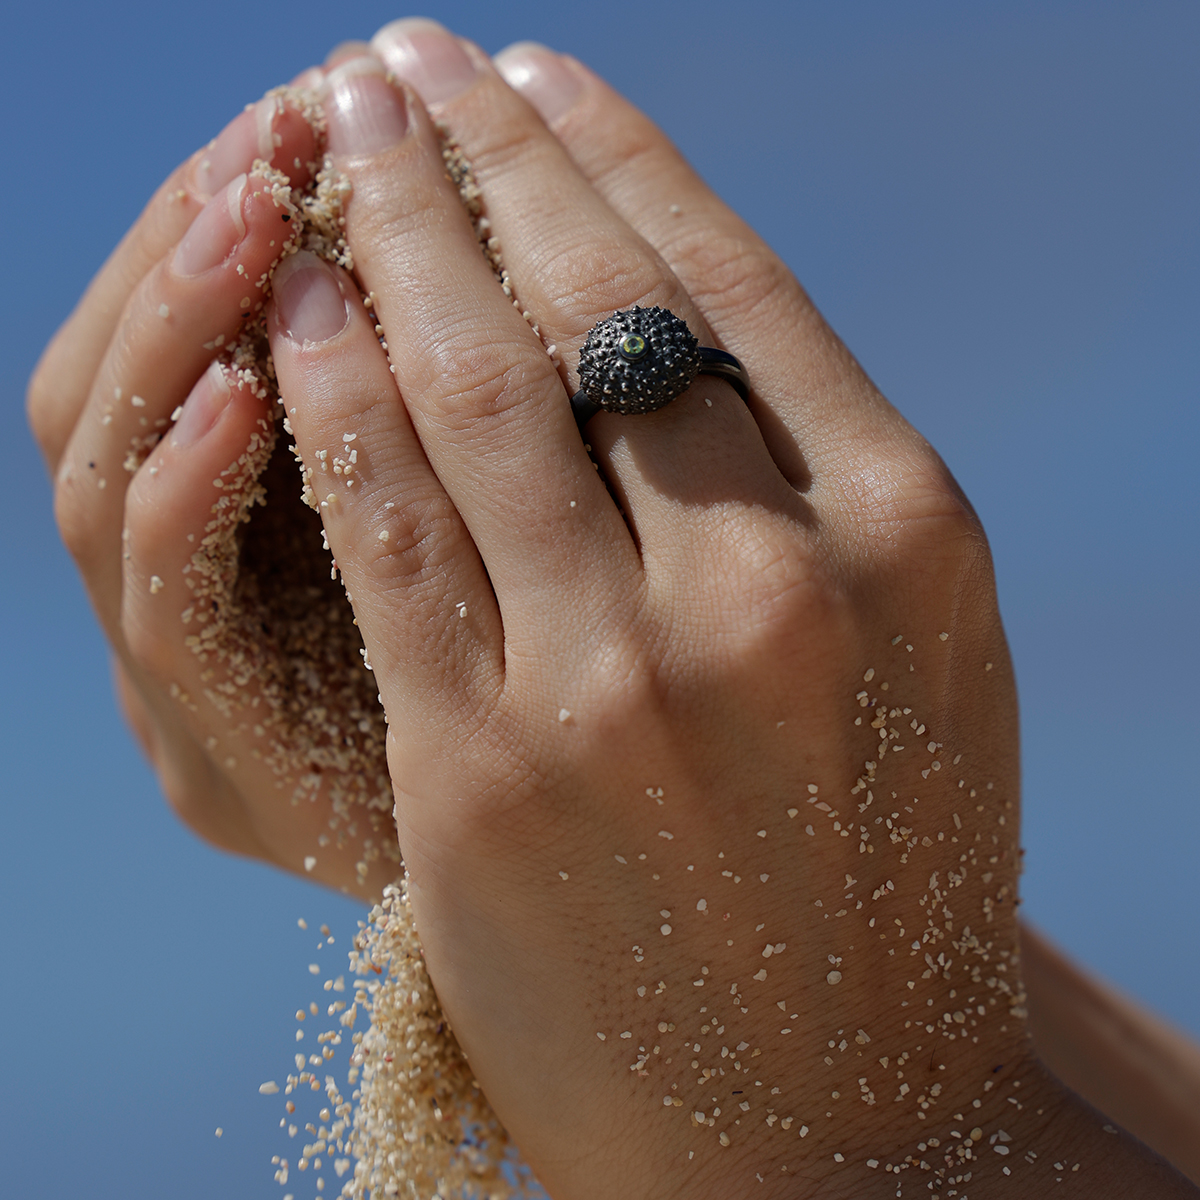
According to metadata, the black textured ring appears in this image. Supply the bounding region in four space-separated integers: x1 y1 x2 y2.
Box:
570 306 750 428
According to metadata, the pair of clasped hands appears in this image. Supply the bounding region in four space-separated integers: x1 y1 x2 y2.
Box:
28 17 1195 1200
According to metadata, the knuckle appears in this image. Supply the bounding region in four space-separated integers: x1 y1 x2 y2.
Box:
540 242 690 337
120 584 179 683
120 614 165 681
711 519 852 656
353 494 461 593
575 640 679 748
727 522 827 612
122 468 176 554
675 229 798 331
26 340 76 465
346 165 442 260
897 463 982 549
53 463 105 567
851 442 989 574
420 338 555 430
155 755 251 857
583 106 665 195
467 111 552 183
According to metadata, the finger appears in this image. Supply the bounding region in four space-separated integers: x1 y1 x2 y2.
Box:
120 359 401 895
28 95 317 471
325 40 370 68
493 43 921 482
56 172 298 632
120 362 274 680
369 26 798 571
266 250 504 737
320 56 640 659
289 66 325 89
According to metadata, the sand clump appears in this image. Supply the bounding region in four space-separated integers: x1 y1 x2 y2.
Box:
181 90 398 891
273 887 524 1199
340 883 526 1198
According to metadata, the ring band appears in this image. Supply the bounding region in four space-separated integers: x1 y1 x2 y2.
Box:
570 306 749 428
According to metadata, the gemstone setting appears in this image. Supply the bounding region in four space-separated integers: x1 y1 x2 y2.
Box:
577 307 701 415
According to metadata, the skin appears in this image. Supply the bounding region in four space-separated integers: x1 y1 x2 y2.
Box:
26 19 1199 1200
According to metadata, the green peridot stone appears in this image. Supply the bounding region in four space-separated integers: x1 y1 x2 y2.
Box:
619 333 647 360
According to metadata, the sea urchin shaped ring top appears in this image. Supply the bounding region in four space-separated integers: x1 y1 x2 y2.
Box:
570 306 750 428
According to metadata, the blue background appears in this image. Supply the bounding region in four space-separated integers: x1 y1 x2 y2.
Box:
1 1 1196 1195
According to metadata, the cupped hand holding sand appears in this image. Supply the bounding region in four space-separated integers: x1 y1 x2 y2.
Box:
27 71 415 897
254 21 1193 1200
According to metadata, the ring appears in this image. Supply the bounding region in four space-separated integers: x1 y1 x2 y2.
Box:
570 306 750 428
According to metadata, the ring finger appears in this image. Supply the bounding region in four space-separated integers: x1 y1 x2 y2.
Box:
490 43 946 527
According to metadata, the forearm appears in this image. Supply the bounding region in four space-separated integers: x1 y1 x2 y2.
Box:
1022 919 1200 1184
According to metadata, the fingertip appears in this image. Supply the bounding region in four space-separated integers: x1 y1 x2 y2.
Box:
191 93 319 204
169 359 269 462
371 15 447 52
124 365 271 643
493 42 584 125
169 360 234 449
371 18 479 106
322 54 412 157
191 102 269 203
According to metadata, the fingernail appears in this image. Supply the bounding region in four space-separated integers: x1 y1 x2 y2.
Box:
494 43 583 124
172 174 247 277
290 66 325 89
192 97 280 201
325 57 410 157
273 251 350 345
325 39 371 68
171 361 233 447
371 18 478 105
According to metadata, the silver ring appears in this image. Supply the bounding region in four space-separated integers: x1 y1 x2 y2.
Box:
570 306 749 428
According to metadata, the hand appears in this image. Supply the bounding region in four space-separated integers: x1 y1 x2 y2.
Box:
260 20 1194 1199
25 82 405 895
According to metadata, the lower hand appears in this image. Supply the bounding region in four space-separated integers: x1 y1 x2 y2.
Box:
25 83 408 892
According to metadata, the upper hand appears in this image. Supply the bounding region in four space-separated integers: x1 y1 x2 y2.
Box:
265 22 1033 1199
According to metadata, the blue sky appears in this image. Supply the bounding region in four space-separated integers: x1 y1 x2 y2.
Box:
2 1 1196 1195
